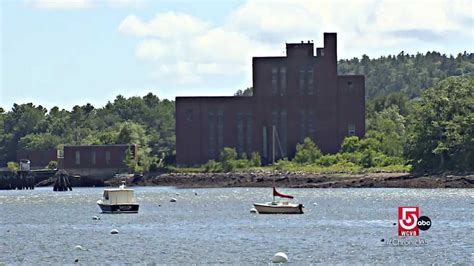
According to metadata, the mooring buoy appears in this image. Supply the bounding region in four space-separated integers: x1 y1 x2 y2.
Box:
272 252 288 263
110 229 119 234
74 245 85 251
250 208 258 214
170 198 177 202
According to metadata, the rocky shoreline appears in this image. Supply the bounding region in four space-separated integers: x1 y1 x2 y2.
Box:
106 172 474 189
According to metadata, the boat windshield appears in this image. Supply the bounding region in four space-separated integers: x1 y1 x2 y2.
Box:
103 191 109 200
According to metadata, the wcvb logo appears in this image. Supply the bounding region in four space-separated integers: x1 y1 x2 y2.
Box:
398 207 431 236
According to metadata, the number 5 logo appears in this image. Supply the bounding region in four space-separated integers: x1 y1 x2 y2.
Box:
398 207 419 236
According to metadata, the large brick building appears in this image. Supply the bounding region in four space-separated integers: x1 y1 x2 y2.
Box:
176 33 365 166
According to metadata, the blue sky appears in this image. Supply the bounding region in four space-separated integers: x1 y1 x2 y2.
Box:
1 0 473 111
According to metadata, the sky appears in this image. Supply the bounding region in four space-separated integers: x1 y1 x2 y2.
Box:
1 0 473 111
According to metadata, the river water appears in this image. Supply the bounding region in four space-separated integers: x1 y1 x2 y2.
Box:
0 187 473 264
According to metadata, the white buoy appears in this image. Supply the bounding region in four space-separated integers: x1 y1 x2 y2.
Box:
110 229 119 234
170 198 177 202
74 245 85 251
250 208 258 214
313 202 318 206
272 252 288 263
92 216 101 220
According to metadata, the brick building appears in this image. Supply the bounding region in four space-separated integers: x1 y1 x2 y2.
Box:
63 144 137 177
16 149 58 169
176 33 365 166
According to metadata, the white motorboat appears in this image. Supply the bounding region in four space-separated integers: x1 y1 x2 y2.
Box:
253 187 304 214
97 181 139 213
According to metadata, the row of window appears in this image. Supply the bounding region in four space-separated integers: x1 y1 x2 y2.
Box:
204 109 356 159
271 67 315 96
75 151 112 166
298 110 316 143
271 110 288 158
271 67 286 96
236 112 253 157
208 110 224 159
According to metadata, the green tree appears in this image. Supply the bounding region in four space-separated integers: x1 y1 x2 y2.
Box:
405 76 474 172
294 137 322 164
221 147 238 172
366 106 406 157
117 122 151 172
340 136 361 153
251 152 261 167
18 133 62 151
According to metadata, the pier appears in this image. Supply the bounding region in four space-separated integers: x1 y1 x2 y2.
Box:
0 171 35 190
0 169 57 190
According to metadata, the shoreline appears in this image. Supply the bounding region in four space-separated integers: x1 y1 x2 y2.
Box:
106 172 474 189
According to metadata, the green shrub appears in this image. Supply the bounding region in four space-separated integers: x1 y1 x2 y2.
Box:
7 162 19 173
251 152 261 167
203 160 222 173
47 160 58 170
317 154 339 167
339 152 362 165
221 147 238 172
361 149 376 168
235 159 251 169
340 136 361 153
294 137 322 164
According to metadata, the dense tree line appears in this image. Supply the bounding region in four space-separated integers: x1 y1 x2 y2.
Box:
339 51 474 99
1 51 472 173
0 93 175 170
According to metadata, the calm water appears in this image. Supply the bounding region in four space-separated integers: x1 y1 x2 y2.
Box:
0 187 473 264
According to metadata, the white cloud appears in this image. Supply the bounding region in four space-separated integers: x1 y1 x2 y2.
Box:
119 0 473 92
27 0 93 9
119 12 211 38
120 11 279 86
108 0 149 8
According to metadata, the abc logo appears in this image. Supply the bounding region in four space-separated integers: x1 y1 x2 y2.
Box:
417 216 431 231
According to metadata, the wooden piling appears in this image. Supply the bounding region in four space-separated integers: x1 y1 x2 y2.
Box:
53 169 72 191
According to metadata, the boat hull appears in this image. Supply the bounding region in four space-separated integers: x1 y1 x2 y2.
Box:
253 203 304 214
98 203 139 214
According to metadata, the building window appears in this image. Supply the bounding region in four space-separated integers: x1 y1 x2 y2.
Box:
348 124 356 136
185 109 193 121
271 67 278 95
105 151 111 165
262 126 268 158
75 151 80 165
308 69 314 95
308 110 315 140
208 110 216 159
237 112 244 156
299 69 305 95
280 67 286 96
91 151 96 165
246 112 253 156
299 110 306 142
280 110 288 157
272 110 287 158
217 110 224 155
347 81 354 92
